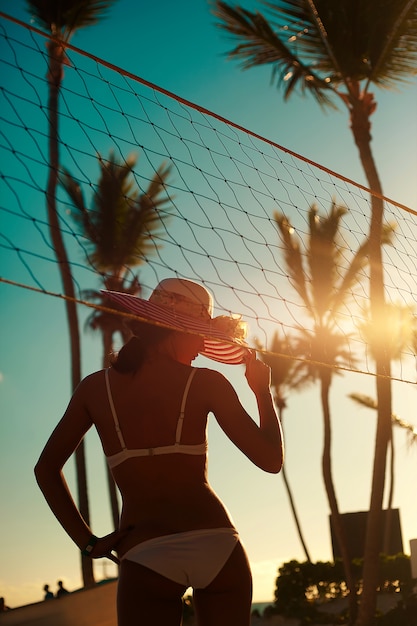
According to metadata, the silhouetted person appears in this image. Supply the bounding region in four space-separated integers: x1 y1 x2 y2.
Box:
35 278 284 626
43 584 54 600
56 580 69 598
0 597 10 611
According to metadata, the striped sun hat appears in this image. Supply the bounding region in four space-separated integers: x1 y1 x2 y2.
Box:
101 278 249 365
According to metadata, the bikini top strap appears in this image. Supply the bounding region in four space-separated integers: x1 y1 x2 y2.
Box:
105 368 127 450
175 369 197 444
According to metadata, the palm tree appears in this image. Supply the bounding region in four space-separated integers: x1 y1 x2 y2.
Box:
212 4 417 622
349 393 417 561
26 0 117 588
274 202 392 622
255 332 312 562
349 394 417 517
60 149 173 527
351 302 417 554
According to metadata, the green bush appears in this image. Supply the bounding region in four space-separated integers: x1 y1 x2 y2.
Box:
273 554 413 623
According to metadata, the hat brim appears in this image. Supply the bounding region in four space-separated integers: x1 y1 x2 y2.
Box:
101 290 248 365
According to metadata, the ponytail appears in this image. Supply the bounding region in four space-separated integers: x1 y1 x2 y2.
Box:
111 336 144 373
111 321 174 374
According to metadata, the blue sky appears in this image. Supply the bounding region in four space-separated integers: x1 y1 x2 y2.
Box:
1 0 417 608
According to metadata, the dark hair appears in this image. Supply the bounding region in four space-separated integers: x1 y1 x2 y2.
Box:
111 320 174 374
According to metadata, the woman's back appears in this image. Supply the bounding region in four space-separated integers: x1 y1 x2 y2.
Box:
90 357 209 458
82 357 235 552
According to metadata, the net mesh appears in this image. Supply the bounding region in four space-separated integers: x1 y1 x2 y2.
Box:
1 12 416 384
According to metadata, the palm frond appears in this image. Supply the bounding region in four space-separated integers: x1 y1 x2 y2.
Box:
330 239 369 315
308 202 347 319
117 163 173 267
274 212 314 315
213 0 337 107
300 324 354 371
360 0 417 88
349 392 378 410
349 392 417 447
255 333 294 384
89 151 139 267
81 275 141 334
26 0 116 38
392 415 417 447
331 222 395 315
62 149 174 274
214 0 417 100
60 168 99 245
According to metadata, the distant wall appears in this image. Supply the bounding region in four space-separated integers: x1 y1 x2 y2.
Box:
330 509 403 560
0 581 117 626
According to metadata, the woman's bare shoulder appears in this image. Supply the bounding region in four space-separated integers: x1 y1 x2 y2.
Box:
78 369 106 388
68 370 106 405
194 366 227 384
194 367 238 400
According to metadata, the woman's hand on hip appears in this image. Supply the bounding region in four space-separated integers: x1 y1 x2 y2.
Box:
88 527 131 564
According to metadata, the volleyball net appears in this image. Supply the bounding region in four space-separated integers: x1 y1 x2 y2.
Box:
1 12 416 385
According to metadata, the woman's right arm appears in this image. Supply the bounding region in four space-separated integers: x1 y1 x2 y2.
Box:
205 354 284 473
34 377 128 560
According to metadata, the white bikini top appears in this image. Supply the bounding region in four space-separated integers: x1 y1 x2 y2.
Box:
105 368 207 469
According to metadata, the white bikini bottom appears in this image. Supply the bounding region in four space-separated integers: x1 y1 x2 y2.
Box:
122 527 239 589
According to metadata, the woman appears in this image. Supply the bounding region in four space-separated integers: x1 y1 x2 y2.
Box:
35 277 284 626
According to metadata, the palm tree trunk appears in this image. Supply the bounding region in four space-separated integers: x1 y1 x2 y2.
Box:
277 405 312 562
281 465 312 563
349 95 392 626
47 41 94 588
356 368 391 626
383 431 394 554
320 374 357 623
